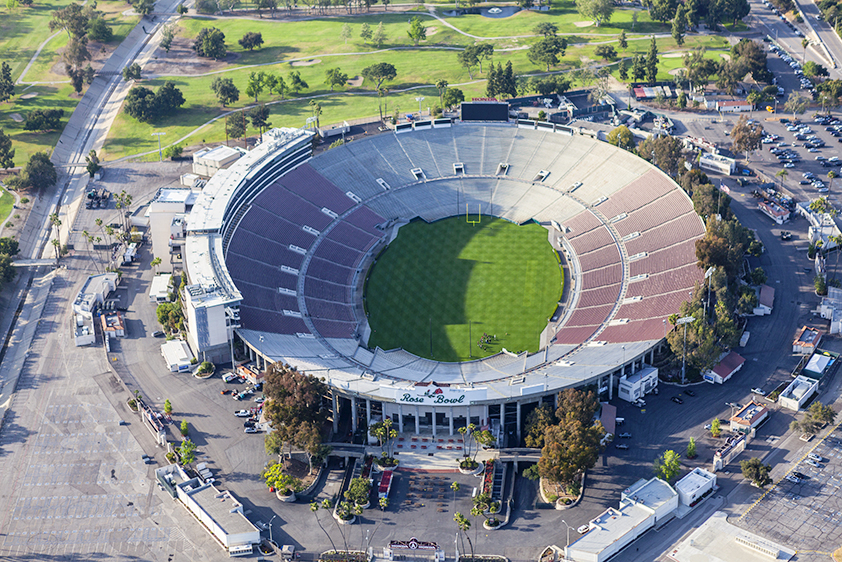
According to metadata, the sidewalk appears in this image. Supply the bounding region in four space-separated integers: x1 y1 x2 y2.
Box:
0 270 56 431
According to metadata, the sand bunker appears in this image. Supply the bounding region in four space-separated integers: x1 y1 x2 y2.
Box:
427 26 438 36
573 20 594 27
347 75 363 87
720 53 731 60
20 92 38 99
668 67 687 76
662 52 687 58
9 113 23 123
291 59 321 67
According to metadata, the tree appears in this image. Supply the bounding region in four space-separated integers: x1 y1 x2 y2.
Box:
830 171 838 194
631 54 646 82
750 266 767 286
533 22 558 37
524 404 556 448
672 3 687 46
262 463 304 494
686 437 697 459
123 86 158 122
362 62 397 91
373 21 387 48
538 417 604 485
211 76 239 106
803 61 829 79
324 68 348 91
23 108 64 131
264 73 283 97
528 36 566 71
475 43 494 73
340 22 351 44
442 87 464 110
407 16 426 45
193 27 226 59
723 0 750 26
289 70 308 93
618 29 627 51
23 152 56 190
607 125 635 150
49 3 90 38
134 0 156 16
248 104 271 141
454 512 474 561
122 62 141 81
155 81 185 114
784 91 809 118
360 22 373 44
435 79 448 109
160 23 176 52
178 438 197 464
731 39 770 82
730 115 763 159
151 256 162 274
164 399 173 415
595 45 616 60
808 400 837 426
653 449 681 482
0 238 20 256
740 457 772 487
457 47 479 79
650 0 677 22
85 150 101 178
369 418 398 457
575 0 614 25
245 71 266 102
180 419 189 436
263 363 328 430
0 62 14 103
710 417 721 437
86 16 112 42
645 36 659 86
683 47 716 91
637 134 683 177
618 59 628 82
238 31 264 51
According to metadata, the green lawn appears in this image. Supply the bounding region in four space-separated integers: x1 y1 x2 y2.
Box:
0 0 77 81
0 188 13 225
0 83 78 166
364 217 562 362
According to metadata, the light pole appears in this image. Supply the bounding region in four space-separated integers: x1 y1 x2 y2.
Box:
704 266 716 319
268 514 277 545
415 96 425 115
151 131 166 162
560 519 574 548
676 316 695 385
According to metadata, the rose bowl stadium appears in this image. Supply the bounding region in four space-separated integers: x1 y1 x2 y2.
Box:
181 119 704 445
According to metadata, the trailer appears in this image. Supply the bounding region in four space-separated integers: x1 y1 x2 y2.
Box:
378 470 393 500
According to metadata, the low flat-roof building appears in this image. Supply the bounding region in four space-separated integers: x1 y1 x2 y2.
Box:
699 153 737 176
793 326 823 354
802 349 837 380
73 313 96 346
779 375 817 411
149 274 172 304
704 351 745 384
757 200 790 225
101 311 125 338
674 468 716 507
729 401 769 434
820 287 842 334
162 340 193 372
617 366 658 404
715 100 752 112
73 272 118 315
669 511 795 562
565 478 678 562
193 145 245 177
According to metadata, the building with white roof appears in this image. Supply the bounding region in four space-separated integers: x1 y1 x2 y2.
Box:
192 145 245 177
668 511 795 562
729 401 769 434
617 366 658 403
779 375 818 411
820 287 842 334
162 340 193 372
149 187 200 272
757 201 790 225
565 478 678 562
72 272 118 315
792 326 822 354
149 273 173 303
699 152 736 175
674 467 716 507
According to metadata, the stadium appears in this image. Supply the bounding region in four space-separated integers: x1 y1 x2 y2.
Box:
182 120 705 446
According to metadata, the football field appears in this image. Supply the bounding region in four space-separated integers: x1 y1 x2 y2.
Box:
364 217 563 363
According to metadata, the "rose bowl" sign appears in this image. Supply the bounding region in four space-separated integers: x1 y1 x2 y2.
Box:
392 386 487 405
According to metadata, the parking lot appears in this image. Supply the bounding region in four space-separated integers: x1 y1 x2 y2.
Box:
737 425 842 560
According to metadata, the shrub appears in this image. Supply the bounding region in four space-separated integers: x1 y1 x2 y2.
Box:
20 197 29 204
180 420 189 436
163 144 184 159
88 17 113 42
195 0 217 13
190 357 198 364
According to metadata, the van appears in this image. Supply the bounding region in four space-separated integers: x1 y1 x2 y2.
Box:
616 417 625 426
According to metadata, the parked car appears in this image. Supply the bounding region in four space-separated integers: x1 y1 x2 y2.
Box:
785 474 801 483
805 459 822 468
234 410 251 417
152 330 165 338
684 390 696 397
244 427 261 434
808 453 824 462
781 231 792 240
671 396 684 404
619 432 632 438
751 388 765 395
221 389 232 395
792 471 808 479
615 443 629 450
244 420 255 428
578 525 590 534
704 423 712 430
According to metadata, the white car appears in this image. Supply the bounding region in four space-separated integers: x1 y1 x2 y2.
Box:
751 388 765 395
254 396 266 403
578 525 590 534
805 459 822 468
808 453 824 462
784 163 795 168
785 474 801 483
244 427 261 434
234 410 251 417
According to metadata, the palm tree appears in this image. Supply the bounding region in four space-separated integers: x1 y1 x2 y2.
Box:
454 512 473 561
310 501 337 552
802 38 810 62
49 212 61 241
776 168 788 188
436 79 448 109
51 238 60 264
151 256 162 275
451 481 460 503
829 170 838 194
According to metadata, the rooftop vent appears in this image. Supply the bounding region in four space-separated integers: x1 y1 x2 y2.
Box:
281 265 300 276
303 225 320 236
377 178 391 190
282 310 302 318
509 376 526 385
411 168 425 180
533 170 549 182
569 182 583 192
629 273 649 282
321 207 338 219
346 191 362 203
496 163 509 175
621 296 642 304
290 245 307 255
453 163 464 174
592 196 607 207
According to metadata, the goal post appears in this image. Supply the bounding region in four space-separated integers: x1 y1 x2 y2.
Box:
466 203 482 225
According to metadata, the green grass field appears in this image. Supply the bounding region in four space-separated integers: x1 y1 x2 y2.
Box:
364 217 562 362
